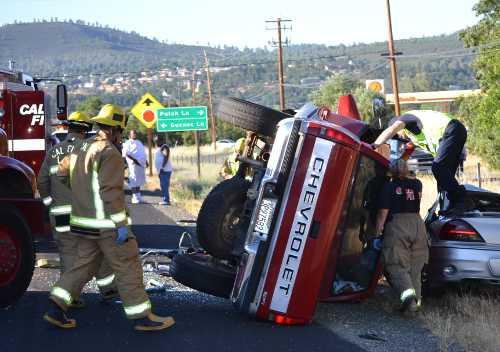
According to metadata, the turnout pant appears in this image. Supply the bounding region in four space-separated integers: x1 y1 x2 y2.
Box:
382 213 429 302
51 216 117 297
431 119 467 205
50 230 151 319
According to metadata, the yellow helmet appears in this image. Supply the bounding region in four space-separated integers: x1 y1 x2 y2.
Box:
68 111 91 124
235 137 245 154
91 104 127 129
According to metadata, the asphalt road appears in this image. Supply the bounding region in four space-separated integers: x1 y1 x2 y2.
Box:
1 194 366 352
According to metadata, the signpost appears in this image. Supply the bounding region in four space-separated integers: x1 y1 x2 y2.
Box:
156 106 208 179
131 93 165 176
156 106 208 132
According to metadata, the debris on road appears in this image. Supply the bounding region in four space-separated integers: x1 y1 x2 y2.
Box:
36 258 60 269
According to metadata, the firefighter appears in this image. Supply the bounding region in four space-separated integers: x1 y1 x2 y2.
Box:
38 111 118 308
372 111 467 212
375 159 428 314
219 137 245 179
43 104 174 331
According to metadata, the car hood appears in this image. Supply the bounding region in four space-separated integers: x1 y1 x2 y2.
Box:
463 216 500 245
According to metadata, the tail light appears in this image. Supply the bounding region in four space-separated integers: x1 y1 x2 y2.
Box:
440 220 484 242
272 313 308 325
307 121 359 149
0 99 5 119
401 142 415 160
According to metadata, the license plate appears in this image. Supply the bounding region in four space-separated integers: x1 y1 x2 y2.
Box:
254 198 277 235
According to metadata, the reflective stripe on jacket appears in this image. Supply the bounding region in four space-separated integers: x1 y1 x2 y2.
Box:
69 134 128 236
404 111 451 156
37 133 84 231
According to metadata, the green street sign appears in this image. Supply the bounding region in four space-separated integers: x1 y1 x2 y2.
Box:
156 106 208 132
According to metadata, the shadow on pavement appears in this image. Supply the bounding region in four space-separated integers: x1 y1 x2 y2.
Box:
2 289 366 352
132 224 198 249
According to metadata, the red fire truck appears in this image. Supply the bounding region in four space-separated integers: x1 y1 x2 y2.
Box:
0 66 67 307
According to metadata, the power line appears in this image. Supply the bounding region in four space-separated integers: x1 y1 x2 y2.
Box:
34 43 494 81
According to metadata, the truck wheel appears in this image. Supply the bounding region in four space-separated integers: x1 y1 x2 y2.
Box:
0 206 35 308
217 97 291 138
170 253 236 298
197 177 250 260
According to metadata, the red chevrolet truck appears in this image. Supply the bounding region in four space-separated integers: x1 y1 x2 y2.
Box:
172 96 390 324
0 66 67 307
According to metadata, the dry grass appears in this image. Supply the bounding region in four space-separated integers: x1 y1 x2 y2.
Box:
145 145 222 215
169 163 221 215
169 144 233 157
420 292 500 352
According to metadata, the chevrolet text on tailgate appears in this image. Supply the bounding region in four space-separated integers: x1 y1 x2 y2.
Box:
171 96 389 325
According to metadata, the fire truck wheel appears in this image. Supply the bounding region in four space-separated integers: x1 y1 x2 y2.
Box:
197 177 250 260
217 97 291 138
0 205 35 308
170 253 236 298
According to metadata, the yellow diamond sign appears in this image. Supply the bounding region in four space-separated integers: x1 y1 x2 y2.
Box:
131 93 164 128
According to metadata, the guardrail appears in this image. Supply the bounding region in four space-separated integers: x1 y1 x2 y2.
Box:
171 152 231 165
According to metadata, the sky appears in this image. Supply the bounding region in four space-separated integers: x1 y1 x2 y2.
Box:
4 0 480 48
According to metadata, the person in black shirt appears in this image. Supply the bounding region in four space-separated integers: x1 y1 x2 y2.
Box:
375 159 429 315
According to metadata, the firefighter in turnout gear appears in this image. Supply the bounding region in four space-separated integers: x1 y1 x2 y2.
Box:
38 111 118 308
372 111 467 211
375 159 429 315
44 104 175 331
219 137 245 179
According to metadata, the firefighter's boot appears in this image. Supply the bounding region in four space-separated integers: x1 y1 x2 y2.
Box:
399 288 418 315
133 313 175 331
43 301 76 329
69 297 85 309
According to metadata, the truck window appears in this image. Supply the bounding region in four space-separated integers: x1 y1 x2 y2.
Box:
333 155 387 295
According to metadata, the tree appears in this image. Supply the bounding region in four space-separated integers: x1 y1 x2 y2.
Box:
457 0 500 169
75 96 103 116
310 73 359 110
310 73 387 126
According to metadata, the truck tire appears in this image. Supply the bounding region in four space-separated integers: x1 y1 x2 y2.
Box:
170 253 236 298
197 177 250 260
217 97 291 138
0 205 35 308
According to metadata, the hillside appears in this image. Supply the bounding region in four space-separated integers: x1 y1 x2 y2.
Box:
0 21 478 109
0 21 218 75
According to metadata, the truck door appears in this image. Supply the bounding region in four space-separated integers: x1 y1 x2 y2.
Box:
319 150 389 302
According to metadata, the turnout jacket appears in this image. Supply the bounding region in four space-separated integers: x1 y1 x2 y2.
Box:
68 134 128 236
37 133 85 232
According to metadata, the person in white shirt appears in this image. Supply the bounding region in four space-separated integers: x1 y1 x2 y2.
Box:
155 144 173 205
122 130 147 204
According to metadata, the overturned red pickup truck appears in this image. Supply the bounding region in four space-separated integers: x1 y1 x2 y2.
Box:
172 96 390 324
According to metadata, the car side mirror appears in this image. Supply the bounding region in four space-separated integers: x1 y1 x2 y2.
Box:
372 97 386 128
56 84 68 121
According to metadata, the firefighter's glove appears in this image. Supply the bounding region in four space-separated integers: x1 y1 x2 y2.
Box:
116 226 128 245
372 238 383 251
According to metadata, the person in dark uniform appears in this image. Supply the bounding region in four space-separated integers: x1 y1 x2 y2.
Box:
372 110 467 211
375 159 428 314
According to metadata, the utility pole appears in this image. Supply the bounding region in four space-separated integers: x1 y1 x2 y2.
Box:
191 68 201 179
384 0 401 115
266 18 292 111
203 50 216 151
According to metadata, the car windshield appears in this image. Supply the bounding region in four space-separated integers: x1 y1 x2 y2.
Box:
464 192 500 213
